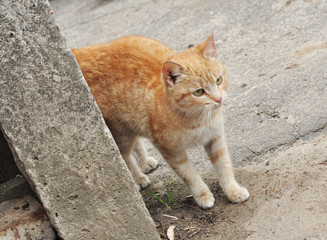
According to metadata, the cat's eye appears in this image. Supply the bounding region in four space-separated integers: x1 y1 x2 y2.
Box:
193 89 205 96
216 75 223 85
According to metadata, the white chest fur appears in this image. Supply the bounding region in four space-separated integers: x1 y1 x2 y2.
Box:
184 112 224 148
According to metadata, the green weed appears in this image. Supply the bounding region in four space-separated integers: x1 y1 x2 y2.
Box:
149 186 175 208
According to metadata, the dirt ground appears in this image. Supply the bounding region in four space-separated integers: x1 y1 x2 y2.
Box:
141 131 327 240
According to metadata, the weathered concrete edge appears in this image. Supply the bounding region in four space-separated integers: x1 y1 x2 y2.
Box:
45 22 161 240
0 1 159 239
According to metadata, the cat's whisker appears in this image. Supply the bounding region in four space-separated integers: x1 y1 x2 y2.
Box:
181 105 203 119
198 105 212 125
198 107 207 124
186 106 205 117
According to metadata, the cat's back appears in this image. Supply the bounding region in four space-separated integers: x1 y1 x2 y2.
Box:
113 36 174 60
72 36 174 136
72 36 174 82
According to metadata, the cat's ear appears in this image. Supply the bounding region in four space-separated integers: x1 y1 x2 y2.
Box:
162 61 186 87
203 34 218 59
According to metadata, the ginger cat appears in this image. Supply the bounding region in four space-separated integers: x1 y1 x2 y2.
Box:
72 35 249 208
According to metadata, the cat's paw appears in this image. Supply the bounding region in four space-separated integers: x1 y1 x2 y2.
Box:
139 157 158 173
194 191 215 209
227 185 249 203
135 173 151 189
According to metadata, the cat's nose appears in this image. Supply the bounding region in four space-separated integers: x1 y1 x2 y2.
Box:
215 97 222 103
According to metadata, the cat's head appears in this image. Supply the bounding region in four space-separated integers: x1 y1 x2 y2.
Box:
162 34 227 122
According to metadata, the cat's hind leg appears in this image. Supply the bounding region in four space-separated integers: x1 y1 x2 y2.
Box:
133 138 158 173
114 134 151 189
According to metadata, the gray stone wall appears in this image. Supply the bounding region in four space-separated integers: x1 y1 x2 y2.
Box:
0 0 159 239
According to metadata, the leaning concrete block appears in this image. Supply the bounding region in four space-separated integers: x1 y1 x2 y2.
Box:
0 195 56 240
0 1 159 239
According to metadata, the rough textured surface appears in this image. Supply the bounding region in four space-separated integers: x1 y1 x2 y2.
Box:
243 132 327 240
139 131 327 239
0 195 56 240
0 1 159 239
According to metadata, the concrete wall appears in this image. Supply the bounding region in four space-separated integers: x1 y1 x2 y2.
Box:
0 0 159 239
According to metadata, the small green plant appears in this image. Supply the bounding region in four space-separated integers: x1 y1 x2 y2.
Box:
166 186 174 205
149 186 175 208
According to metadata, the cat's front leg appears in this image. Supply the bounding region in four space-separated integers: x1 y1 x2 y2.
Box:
164 151 215 209
205 136 249 203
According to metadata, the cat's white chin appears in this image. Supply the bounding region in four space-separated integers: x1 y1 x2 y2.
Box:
213 103 222 109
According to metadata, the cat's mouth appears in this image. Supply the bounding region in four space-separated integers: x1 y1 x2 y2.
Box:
213 103 222 109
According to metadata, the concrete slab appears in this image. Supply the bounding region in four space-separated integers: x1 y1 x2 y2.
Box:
0 1 159 239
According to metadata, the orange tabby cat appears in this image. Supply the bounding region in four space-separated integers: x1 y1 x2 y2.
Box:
72 35 249 208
